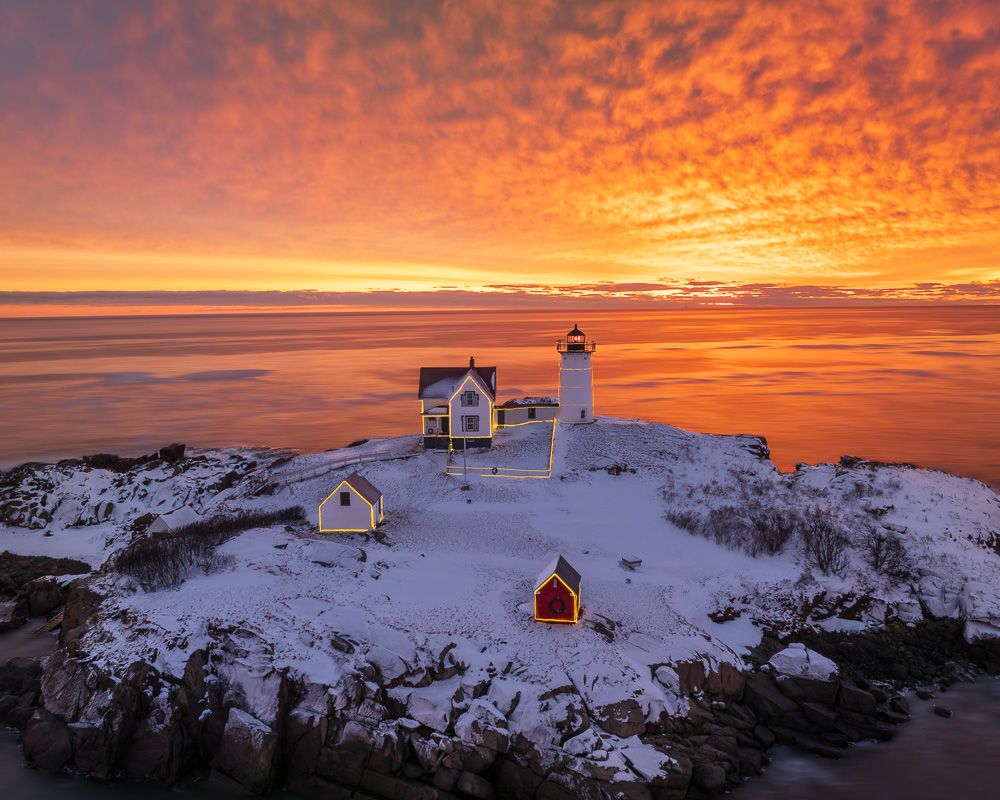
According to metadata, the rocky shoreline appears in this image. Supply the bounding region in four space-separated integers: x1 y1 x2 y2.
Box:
4 428 1000 800
3 580 1000 800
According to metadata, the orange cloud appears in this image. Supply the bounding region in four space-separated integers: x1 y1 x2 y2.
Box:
0 1 997 294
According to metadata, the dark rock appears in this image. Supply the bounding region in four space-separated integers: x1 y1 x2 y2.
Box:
158 444 186 462
286 709 328 774
215 708 279 793
359 769 458 799
889 662 909 680
776 676 839 706
83 453 145 472
0 552 90 593
770 726 798 746
73 681 141 780
23 709 73 772
933 706 954 718
40 656 92 722
752 724 775 747
778 711 810 733
317 743 367 786
60 584 104 650
916 689 934 701
0 599 26 632
890 696 910 715
837 684 877 714
676 660 706 696
0 656 42 697
25 577 63 618
801 702 839 731
433 766 461 791
455 772 493 800
691 762 727 793
495 759 543 799
702 662 745 700
594 698 646 738
743 673 797 718
738 746 764 777
123 695 186 783
0 694 16 726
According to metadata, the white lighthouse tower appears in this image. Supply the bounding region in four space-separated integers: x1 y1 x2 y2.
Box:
557 324 596 424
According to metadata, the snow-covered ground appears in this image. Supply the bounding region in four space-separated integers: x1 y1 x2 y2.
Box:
4 417 1000 776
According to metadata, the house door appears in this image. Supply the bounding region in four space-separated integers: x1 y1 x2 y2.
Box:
442 417 449 435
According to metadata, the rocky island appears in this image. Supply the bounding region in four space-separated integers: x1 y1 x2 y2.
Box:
3 419 1000 799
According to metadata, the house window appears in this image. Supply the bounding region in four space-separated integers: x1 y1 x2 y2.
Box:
464 415 480 432
580 409 586 420
528 407 536 420
461 390 479 407
340 491 351 506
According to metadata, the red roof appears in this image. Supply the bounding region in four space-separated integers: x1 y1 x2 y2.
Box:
344 471 382 505
418 366 496 400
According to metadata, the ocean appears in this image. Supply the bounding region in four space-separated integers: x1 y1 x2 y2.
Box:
1 307 998 486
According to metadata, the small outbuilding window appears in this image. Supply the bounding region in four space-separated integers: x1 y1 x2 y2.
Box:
461 390 479 407
580 409 586 420
340 491 351 506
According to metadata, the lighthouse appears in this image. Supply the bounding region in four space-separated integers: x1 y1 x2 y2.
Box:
557 324 596 424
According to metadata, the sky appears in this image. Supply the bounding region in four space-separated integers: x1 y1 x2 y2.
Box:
1 0 999 313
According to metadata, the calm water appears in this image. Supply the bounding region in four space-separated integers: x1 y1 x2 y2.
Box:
739 679 1000 800
1 307 998 485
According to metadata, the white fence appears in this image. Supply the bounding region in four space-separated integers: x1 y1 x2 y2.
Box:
275 448 392 485
232 448 393 499
444 464 551 479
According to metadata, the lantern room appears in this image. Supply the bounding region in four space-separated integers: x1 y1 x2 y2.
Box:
566 324 586 351
534 555 582 624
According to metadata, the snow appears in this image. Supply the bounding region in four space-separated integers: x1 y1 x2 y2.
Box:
4 417 1000 785
768 643 839 681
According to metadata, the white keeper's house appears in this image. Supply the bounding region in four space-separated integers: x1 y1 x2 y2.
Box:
419 358 497 450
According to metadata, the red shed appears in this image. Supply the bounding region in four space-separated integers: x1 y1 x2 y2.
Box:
534 555 582 624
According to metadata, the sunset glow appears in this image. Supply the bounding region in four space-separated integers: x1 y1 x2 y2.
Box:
1 1 998 307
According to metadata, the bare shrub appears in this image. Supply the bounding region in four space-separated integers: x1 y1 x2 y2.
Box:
665 509 701 533
115 506 304 590
701 506 753 550
747 509 798 556
800 511 851 576
859 524 910 578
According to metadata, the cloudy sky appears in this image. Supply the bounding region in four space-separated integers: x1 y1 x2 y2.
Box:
1 0 998 310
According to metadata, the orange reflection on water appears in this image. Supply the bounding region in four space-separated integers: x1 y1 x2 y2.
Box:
0 308 997 487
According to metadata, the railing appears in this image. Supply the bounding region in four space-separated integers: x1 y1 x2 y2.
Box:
445 420 556 480
275 448 392 485
556 339 597 352
445 465 551 479
220 448 393 503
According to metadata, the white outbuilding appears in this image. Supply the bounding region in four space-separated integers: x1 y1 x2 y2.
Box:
146 504 201 534
319 471 384 533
